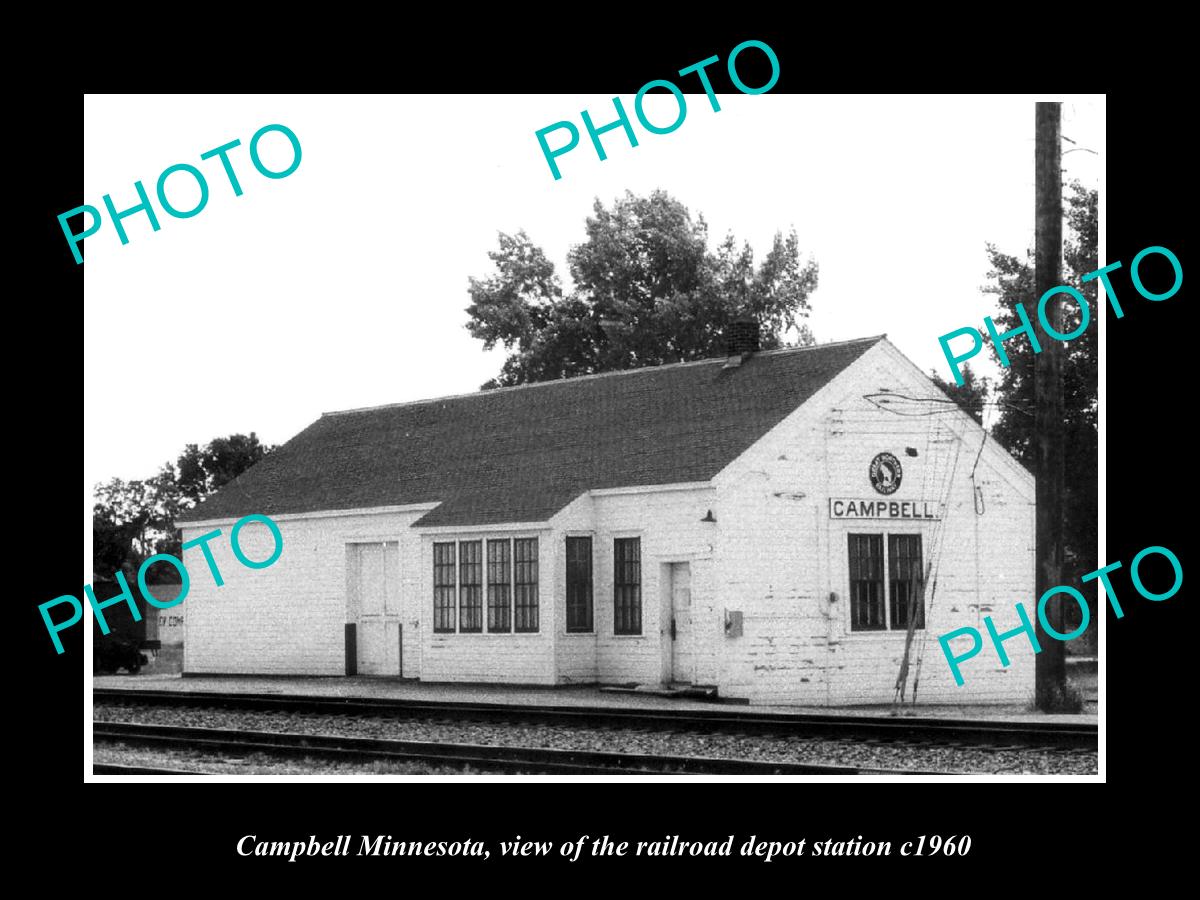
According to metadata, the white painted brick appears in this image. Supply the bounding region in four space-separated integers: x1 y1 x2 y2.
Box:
184 341 1036 706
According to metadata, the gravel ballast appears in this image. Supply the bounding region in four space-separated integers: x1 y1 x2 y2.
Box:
94 702 1097 774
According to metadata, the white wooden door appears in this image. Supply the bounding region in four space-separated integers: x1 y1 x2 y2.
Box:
348 542 401 675
669 562 694 684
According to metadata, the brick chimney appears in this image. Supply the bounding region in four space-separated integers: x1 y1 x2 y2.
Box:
726 316 761 357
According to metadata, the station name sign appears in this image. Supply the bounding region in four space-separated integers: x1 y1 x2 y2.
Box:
829 499 941 520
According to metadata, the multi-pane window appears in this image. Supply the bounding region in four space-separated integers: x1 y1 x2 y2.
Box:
433 542 456 633
434 537 539 634
888 534 924 630
848 533 925 632
458 540 483 633
514 538 539 633
486 539 511 633
848 534 885 630
565 537 593 633
614 537 642 635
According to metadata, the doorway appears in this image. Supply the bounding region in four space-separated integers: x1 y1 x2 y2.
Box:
346 542 402 675
665 562 694 684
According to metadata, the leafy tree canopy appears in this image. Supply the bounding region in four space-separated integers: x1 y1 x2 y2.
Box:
93 433 274 578
467 190 819 387
983 180 1098 577
931 363 990 425
985 181 1097 460
176 433 273 504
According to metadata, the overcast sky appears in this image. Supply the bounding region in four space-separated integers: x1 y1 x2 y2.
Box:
83 94 1103 489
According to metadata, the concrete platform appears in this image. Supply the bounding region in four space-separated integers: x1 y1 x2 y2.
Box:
92 673 1097 726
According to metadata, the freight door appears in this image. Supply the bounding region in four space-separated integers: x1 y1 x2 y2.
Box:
347 542 402 675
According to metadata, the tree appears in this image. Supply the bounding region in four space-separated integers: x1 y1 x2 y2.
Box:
93 486 145 576
931 363 990 424
466 190 819 387
94 478 156 567
983 181 1098 584
91 433 275 579
176 432 273 504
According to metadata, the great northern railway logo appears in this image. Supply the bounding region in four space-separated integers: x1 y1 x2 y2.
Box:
869 452 902 495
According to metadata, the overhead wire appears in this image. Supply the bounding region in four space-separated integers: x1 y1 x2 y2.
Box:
870 390 985 706
910 430 966 703
867 384 1028 704
863 392 1033 418
894 414 938 705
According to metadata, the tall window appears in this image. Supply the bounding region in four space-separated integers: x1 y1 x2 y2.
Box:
566 537 593 633
433 537 540 635
514 538 539 632
888 534 924 630
433 542 456 633
614 537 642 635
458 540 483 633
848 534 885 631
487 539 511 633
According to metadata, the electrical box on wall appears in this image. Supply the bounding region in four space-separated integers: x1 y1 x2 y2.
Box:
724 609 743 638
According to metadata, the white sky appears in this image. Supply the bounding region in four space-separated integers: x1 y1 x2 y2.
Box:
83 93 1103 488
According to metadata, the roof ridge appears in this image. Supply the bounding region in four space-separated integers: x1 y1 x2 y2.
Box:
322 334 888 418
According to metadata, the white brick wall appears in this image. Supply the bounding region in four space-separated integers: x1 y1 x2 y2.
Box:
554 496 598 683
546 487 717 686
416 529 556 685
588 489 716 686
712 342 1036 705
182 509 428 676
182 341 1036 706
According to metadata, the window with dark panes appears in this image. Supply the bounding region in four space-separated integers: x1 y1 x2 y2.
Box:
513 538 539 632
614 537 641 635
458 540 483 633
487 539 511 633
888 534 924 630
848 533 885 631
433 542 456 633
565 537 593 633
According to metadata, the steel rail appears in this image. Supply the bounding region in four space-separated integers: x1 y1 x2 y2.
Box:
93 720 940 776
94 687 1096 749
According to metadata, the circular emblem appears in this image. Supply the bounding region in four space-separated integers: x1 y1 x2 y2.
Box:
869 452 902 495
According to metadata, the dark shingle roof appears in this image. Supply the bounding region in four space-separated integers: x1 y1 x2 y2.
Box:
178 337 883 528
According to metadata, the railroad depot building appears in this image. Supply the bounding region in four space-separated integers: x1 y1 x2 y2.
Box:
177 329 1036 705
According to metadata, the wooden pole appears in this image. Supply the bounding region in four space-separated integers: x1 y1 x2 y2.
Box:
1033 102 1067 709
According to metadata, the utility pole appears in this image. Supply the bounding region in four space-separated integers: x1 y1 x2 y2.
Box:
1034 101 1066 709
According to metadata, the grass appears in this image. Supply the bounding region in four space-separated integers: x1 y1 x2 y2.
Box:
1027 681 1085 714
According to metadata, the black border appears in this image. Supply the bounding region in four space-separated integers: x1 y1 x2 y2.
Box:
30 34 1186 884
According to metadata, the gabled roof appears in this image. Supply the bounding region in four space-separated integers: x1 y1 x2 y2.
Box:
178 336 884 528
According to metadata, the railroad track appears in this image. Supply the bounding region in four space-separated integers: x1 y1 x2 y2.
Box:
94 687 1096 750
93 720 929 775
